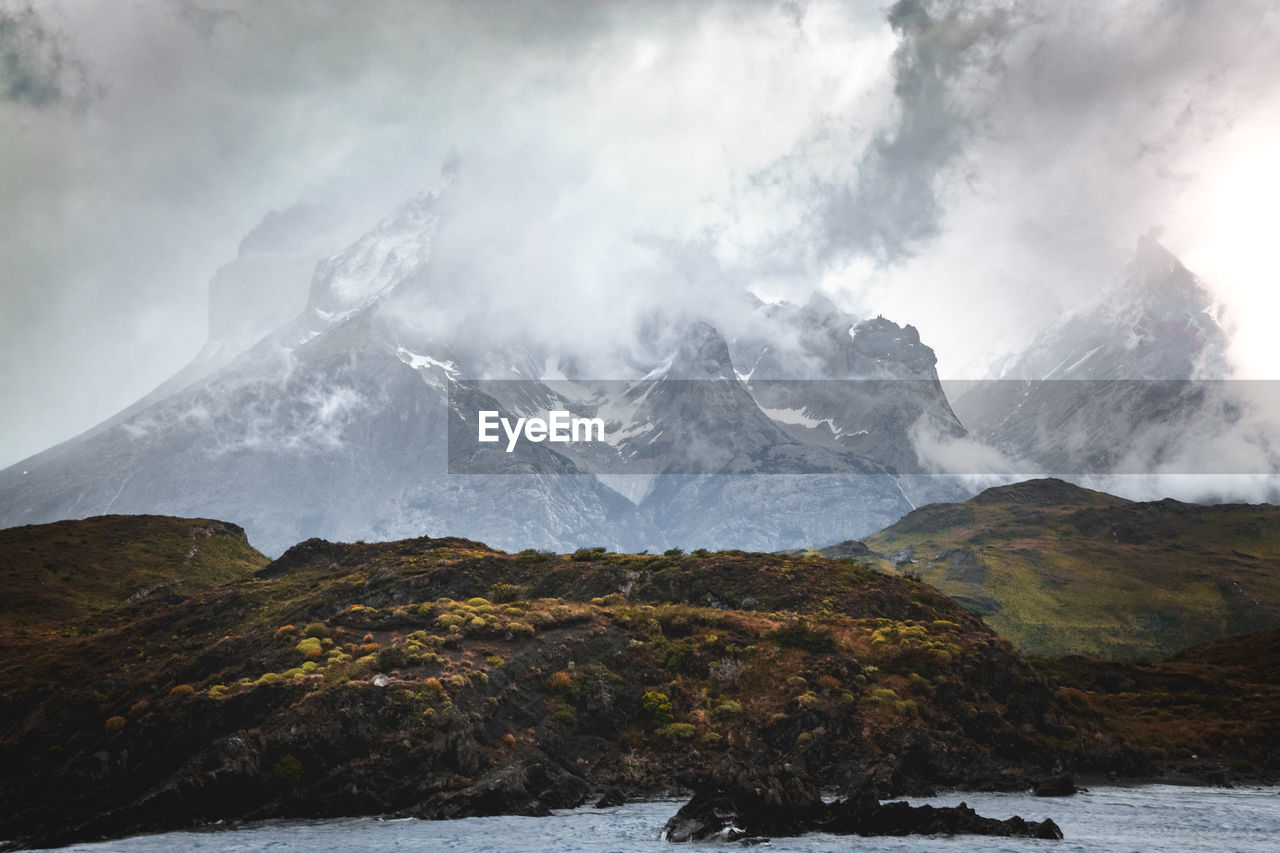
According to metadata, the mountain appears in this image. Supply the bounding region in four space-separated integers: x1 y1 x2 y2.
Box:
0 172 964 556
860 478 1280 658
4 515 1273 848
950 236 1239 477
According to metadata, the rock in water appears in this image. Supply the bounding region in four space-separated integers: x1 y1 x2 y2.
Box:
1034 773 1078 797
837 799 1063 839
594 788 626 808
664 784 1063 842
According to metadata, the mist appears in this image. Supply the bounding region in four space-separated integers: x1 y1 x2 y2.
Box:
5 0 1280 472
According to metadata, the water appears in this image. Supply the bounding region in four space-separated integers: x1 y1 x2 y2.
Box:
35 786 1279 852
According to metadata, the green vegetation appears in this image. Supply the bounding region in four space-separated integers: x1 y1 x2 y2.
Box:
862 479 1280 658
0 516 266 636
0 513 1274 849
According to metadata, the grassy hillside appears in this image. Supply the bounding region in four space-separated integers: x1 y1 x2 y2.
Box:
1035 628 1280 780
0 515 268 636
861 479 1280 658
0 526 1079 848
2 515 1275 848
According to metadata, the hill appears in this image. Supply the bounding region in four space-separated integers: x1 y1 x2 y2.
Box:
861 479 1280 658
0 519 1075 848
0 515 267 636
1034 628 1280 782
1 516 1274 848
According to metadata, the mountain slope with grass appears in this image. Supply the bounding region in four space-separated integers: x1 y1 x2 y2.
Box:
860 479 1280 658
0 515 267 636
0 517 1073 849
1 515 1275 849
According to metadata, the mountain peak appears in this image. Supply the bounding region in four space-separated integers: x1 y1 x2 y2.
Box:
970 478 1122 507
667 321 736 380
1128 234 1216 320
306 189 443 323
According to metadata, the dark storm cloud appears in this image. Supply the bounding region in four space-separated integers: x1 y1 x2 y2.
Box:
4 0 1280 476
818 0 1017 263
0 2 87 107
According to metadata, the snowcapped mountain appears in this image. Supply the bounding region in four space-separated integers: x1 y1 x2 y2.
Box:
0 173 960 555
951 234 1238 475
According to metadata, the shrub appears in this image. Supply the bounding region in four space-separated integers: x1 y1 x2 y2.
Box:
272 754 303 791
712 700 742 721
815 675 842 692
169 684 195 697
490 583 522 604
768 622 836 653
255 672 284 686
466 597 490 607
553 706 578 725
702 731 724 747
302 622 329 639
209 685 228 696
274 624 297 639
104 715 126 734
295 637 323 655
641 691 673 722
487 656 506 667
657 722 696 740
547 671 574 695
796 691 820 708
376 647 408 672
128 700 149 716
664 548 684 557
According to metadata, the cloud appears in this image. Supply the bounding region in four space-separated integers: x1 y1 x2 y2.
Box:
5 0 1280 472
818 0 1019 263
0 2 88 107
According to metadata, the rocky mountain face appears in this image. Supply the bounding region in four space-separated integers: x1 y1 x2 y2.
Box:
0 178 962 556
951 236 1244 477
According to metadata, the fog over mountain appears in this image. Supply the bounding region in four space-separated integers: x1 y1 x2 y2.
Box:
4 0 1280 545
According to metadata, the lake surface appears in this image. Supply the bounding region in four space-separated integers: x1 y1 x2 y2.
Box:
36 785 1280 852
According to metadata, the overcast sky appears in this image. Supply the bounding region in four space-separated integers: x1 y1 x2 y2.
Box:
3 0 1280 469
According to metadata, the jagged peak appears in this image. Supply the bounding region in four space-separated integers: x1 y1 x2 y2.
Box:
306 187 444 322
666 321 736 380
1127 233 1215 317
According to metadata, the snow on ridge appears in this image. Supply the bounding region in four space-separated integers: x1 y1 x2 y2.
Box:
312 191 441 318
759 405 846 438
395 346 459 382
